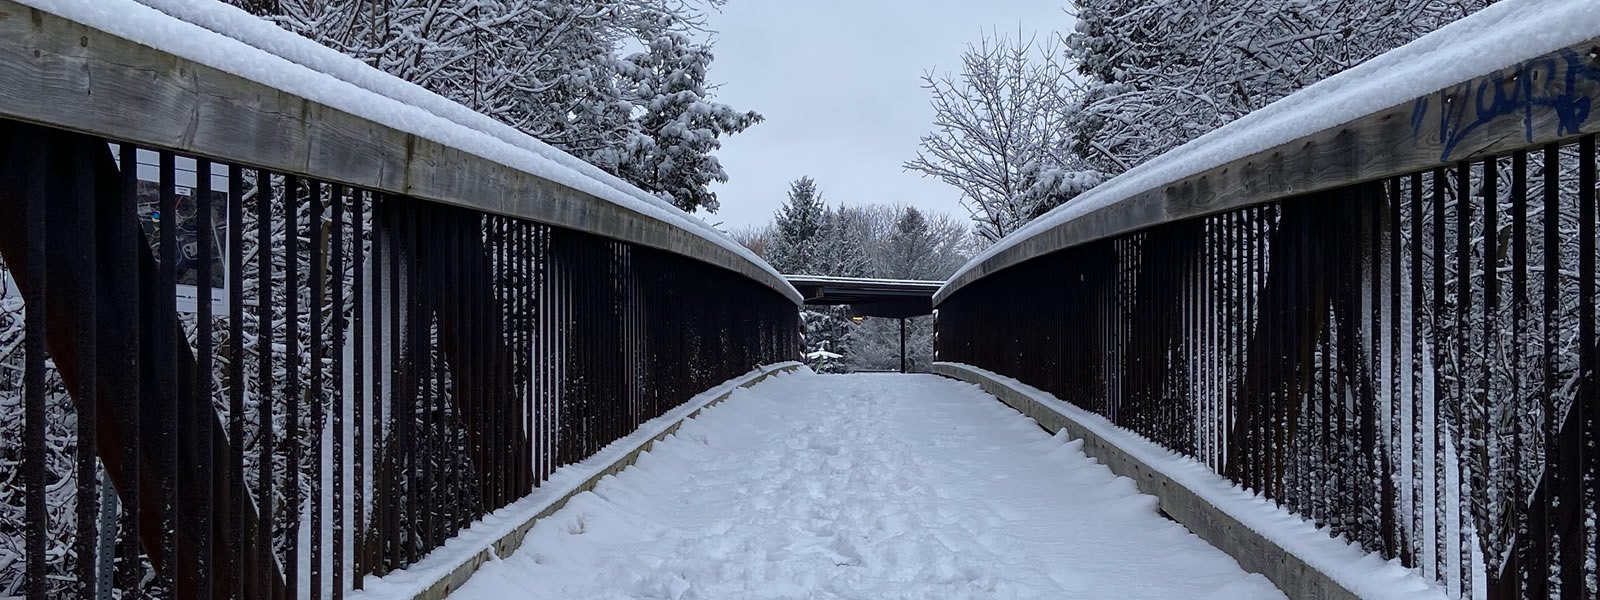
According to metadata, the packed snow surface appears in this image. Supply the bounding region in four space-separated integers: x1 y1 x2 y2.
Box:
448 372 1285 600
940 0 1600 300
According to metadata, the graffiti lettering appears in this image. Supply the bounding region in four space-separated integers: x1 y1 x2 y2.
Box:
1412 49 1600 161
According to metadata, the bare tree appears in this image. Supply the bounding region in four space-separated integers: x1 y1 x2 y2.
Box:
905 32 1102 242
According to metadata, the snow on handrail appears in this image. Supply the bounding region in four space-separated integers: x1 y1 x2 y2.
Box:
5 0 801 304
936 0 1600 305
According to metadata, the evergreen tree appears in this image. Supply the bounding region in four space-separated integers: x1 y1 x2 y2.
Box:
769 177 827 274
817 207 871 279
601 23 763 212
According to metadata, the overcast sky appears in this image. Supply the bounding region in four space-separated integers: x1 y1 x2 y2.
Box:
699 1 1074 231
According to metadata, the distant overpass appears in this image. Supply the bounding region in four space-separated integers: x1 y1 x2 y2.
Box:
783 275 943 372
783 275 941 319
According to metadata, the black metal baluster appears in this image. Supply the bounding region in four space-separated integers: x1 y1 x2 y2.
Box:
1454 161 1472 600
159 150 180 599
1431 166 1449 583
284 174 302 600
309 178 325 600
1480 157 1500 588
1409 171 1426 573
370 194 386 575
72 136 100 598
1510 151 1529 596
227 163 246 600
21 125 48 600
351 189 367 588
195 158 216 600
1575 135 1596 598
387 196 402 570
115 141 144 596
329 184 348 600
255 168 275 596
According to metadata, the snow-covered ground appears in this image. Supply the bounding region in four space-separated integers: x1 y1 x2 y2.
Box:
447 372 1285 600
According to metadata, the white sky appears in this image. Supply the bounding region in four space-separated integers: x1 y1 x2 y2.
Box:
699 1 1074 231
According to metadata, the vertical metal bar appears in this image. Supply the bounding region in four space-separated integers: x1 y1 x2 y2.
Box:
369 193 385 575
74 137 101 597
228 163 246 600
329 184 348 600
1389 176 1406 566
1319 200 1335 528
195 158 216 600
1454 161 1472 600
255 168 275 595
900 318 907 373
430 212 447 546
1573 135 1596 596
387 196 402 570
447 210 465 535
309 178 325 600
1531 144 1558 599
1375 181 1396 559
419 206 435 551
284 174 303 600
21 124 49 600
1509 151 1529 595
493 216 506 509
159 150 179 596
523 221 535 495
1409 171 1426 573
404 199 420 565
115 142 143 595
1431 165 1449 582
351 190 367 588
1480 157 1500 586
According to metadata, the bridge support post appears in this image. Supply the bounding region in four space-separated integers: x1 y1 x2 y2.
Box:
899 318 907 373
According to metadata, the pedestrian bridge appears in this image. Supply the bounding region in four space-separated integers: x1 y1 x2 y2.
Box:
1 1 1597 600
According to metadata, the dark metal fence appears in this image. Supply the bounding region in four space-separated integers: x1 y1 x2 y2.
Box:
937 39 1600 600
0 117 798 598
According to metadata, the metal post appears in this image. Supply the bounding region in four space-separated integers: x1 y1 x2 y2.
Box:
899 317 906 373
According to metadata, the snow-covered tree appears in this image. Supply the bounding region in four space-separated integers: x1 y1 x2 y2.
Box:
768 177 828 275
906 32 1103 242
220 0 759 214
736 202 975 373
1066 0 1489 174
600 22 763 213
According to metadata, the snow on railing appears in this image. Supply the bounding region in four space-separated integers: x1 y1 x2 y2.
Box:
6 0 799 304
938 0 1600 303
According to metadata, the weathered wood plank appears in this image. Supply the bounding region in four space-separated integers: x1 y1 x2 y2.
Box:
0 1 799 304
937 38 1600 304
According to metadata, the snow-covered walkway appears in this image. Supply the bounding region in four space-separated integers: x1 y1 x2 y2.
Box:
449 372 1285 599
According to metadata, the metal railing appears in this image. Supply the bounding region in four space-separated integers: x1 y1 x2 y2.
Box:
936 8 1600 600
0 2 800 599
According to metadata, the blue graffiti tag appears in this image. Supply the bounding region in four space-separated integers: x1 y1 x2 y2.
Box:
1412 48 1600 161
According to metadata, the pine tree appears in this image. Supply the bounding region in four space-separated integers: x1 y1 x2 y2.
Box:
601 22 763 212
769 177 827 274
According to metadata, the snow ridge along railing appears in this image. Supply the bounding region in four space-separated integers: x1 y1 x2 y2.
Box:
936 0 1600 303
0 0 799 304
351 363 805 600
933 363 1445 600
934 2 1600 597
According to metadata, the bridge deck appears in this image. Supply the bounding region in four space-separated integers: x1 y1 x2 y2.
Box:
448 372 1284 599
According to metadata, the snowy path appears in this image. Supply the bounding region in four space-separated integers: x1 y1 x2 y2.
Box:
449 372 1285 600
